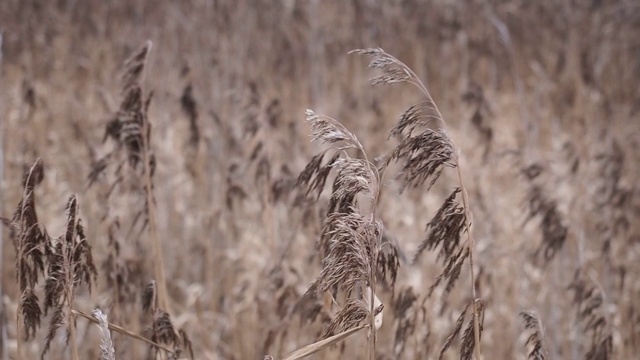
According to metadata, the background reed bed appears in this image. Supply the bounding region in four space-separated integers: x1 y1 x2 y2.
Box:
1 1 639 359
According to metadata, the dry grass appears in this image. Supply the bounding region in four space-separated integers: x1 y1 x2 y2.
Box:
1 1 639 359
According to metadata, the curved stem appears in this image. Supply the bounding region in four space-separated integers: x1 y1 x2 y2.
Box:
382 49 483 359
139 41 170 312
388 55 448 128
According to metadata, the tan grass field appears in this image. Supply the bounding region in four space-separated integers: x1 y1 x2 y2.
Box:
1 1 639 359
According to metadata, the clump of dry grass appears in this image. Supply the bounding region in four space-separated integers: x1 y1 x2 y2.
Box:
288 48 484 359
42 194 97 359
2 160 97 359
296 108 384 357
2 160 172 359
353 48 483 358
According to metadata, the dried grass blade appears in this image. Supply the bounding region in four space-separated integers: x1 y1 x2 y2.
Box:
72 310 175 355
282 324 368 360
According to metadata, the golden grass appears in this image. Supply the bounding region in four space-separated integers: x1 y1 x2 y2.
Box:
1 1 639 359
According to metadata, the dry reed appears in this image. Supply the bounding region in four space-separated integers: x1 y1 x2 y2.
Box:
1 2 638 359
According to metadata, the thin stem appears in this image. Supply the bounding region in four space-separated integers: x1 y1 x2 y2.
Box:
138 41 170 312
67 225 79 360
456 155 482 360
0 29 7 360
367 245 376 360
72 310 176 354
69 309 79 360
15 313 21 360
144 154 169 309
387 55 447 128
283 324 369 360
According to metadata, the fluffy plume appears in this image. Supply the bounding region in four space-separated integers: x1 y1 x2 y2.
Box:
411 189 470 296
377 233 400 290
180 83 200 147
520 311 547 360
414 189 466 263
311 211 381 295
1 160 48 340
21 289 42 340
384 128 455 191
306 109 359 148
150 310 179 348
323 299 370 338
525 181 568 262
349 48 412 85
92 309 116 360
328 158 378 213
42 195 97 358
297 152 340 200
90 41 155 184
568 272 613 360
142 280 157 314
440 300 484 360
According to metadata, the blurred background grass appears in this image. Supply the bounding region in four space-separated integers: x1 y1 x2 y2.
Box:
1 1 639 359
